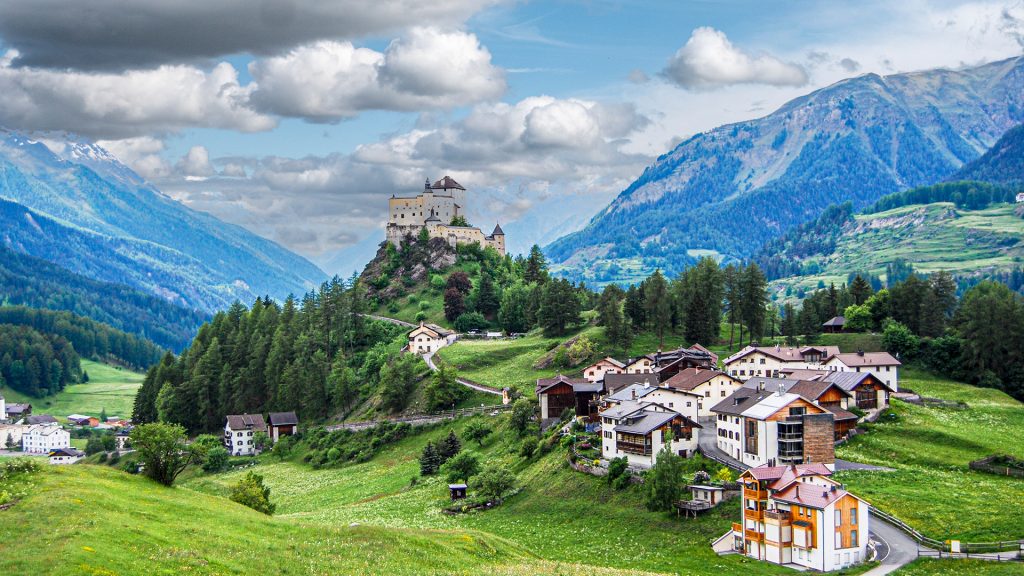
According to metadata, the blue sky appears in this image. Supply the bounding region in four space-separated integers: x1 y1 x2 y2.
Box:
0 0 1022 274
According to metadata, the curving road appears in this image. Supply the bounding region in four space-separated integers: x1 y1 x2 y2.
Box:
865 512 918 575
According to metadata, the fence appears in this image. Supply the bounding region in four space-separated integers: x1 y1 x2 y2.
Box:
969 455 1024 479
871 507 1023 558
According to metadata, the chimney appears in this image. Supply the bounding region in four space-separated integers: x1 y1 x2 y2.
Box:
822 490 828 499
795 484 800 498
777 383 785 397
830 485 837 492
857 350 865 357
631 388 637 400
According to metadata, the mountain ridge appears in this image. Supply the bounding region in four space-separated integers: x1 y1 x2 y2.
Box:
0 129 328 312
546 56 1024 284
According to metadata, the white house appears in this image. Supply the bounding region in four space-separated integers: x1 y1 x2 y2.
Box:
407 322 455 355
22 424 71 454
724 346 840 381
733 463 870 572
224 414 267 456
661 368 743 418
48 447 84 465
581 357 626 383
710 388 838 468
822 351 901 391
599 401 700 469
0 393 5 422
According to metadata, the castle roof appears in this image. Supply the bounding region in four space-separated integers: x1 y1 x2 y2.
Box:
425 208 441 223
431 176 465 191
491 223 504 236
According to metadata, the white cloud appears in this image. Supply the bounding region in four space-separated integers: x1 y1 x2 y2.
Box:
177 146 216 179
95 136 171 180
663 27 809 90
0 56 275 138
249 28 505 121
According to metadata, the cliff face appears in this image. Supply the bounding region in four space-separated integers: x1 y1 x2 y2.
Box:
360 237 457 302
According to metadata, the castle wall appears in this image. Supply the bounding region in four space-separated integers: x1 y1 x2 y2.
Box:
384 181 503 256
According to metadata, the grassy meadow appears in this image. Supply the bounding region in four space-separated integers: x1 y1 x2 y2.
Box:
836 368 1024 541
770 202 1024 299
0 359 143 421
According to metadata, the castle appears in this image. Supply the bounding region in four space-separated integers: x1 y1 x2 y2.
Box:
386 176 506 256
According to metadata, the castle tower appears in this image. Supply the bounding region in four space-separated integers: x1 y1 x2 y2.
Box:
424 208 442 234
489 223 505 256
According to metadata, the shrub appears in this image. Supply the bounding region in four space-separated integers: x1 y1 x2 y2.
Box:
230 471 276 515
607 457 629 488
108 452 121 466
454 312 489 333
510 398 536 436
415 311 428 322
473 464 516 503
519 440 536 459
202 447 229 473
97 452 108 463
441 451 481 483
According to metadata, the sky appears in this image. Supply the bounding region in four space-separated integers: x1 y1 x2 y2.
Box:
1 0 1023 275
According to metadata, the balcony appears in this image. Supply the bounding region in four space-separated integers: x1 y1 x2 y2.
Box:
744 529 764 542
764 510 792 523
616 440 652 456
732 522 742 534
744 509 764 521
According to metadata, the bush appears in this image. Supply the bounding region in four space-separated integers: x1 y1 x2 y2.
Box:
108 452 121 466
415 311 428 322
510 398 536 436
454 312 489 333
882 320 919 359
97 452 108 463
463 420 492 447
441 451 481 483
473 464 516 503
519 440 536 459
607 457 629 487
229 471 276 515
202 446 229 473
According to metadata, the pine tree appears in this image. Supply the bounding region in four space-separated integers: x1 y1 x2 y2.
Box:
524 245 548 284
474 272 499 317
438 430 462 462
723 264 740 350
782 302 798 345
444 288 466 322
420 442 441 475
850 275 873 305
643 270 672 348
538 279 582 336
100 407 107 423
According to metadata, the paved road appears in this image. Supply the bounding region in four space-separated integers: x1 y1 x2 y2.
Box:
864 513 919 575
696 421 746 471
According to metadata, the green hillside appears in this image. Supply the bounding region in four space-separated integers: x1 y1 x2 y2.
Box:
768 201 1024 299
0 463 654 576
0 359 143 421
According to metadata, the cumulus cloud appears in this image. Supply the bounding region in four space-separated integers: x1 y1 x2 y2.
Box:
96 136 171 180
0 55 274 138
663 27 808 90
249 28 505 120
0 0 500 70
145 95 651 260
177 146 216 179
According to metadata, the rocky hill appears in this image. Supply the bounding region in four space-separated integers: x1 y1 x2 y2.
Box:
546 56 1024 284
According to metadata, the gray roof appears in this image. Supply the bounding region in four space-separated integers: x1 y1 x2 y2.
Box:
600 400 647 420
710 389 774 417
606 383 656 403
491 223 504 236
602 373 659 393
225 414 267 432
26 415 58 425
822 316 846 327
824 371 894 393
269 412 298 426
615 411 679 435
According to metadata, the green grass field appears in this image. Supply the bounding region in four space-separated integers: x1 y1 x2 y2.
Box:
837 368 1024 542
0 360 143 421
186 416 793 576
770 202 1024 300
0 463 667 576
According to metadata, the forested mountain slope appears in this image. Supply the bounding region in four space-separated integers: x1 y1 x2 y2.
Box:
952 122 1024 185
0 243 207 352
547 56 1024 284
0 130 326 312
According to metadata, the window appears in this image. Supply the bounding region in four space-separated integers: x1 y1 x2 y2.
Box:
851 530 858 547
722 390 727 396
686 401 692 407
835 554 840 565
668 403 673 407
705 391 711 397
760 358 766 364
790 407 806 417
835 509 842 526
851 509 857 525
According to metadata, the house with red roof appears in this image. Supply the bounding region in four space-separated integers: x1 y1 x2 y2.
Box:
731 463 870 571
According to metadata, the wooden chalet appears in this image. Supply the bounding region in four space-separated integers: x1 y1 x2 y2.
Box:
822 316 846 333
536 375 603 422
268 411 298 442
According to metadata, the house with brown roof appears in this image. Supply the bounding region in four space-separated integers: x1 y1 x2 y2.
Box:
602 372 660 394
711 387 837 468
268 412 298 443
731 463 870 571
224 414 267 456
407 322 455 355
536 375 603 423
661 368 742 418
724 345 841 381
599 400 701 468
822 351 901 391
822 316 846 333
581 357 625 383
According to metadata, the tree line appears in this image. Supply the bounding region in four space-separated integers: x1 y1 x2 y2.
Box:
0 243 208 352
0 324 80 397
596 257 769 353
132 277 408 434
0 306 164 369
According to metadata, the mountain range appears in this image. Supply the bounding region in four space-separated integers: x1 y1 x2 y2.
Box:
0 130 327 313
546 56 1024 284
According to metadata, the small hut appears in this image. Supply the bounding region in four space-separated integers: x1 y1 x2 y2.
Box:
448 484 468 500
